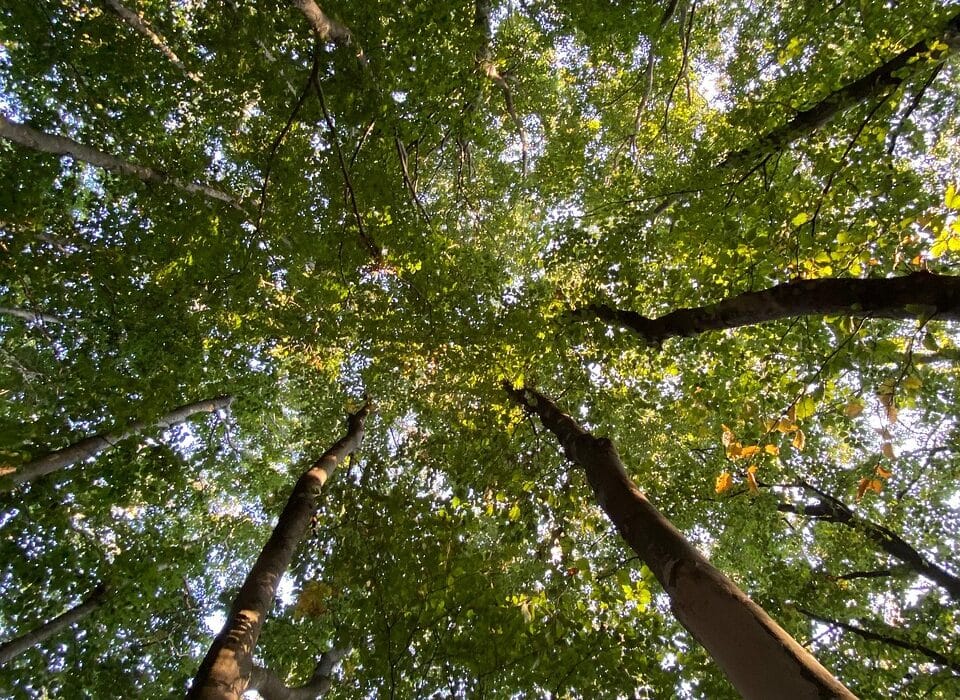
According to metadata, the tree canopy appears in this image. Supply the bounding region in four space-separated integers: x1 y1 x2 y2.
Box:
2 0 960 697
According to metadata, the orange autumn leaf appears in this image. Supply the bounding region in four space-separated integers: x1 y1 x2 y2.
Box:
739 445 761 459
764 444 780 456
746 465 759 494
715 471 734 494
876 465 893 479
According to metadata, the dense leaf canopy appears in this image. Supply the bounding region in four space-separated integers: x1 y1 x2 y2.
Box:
2 0 960 697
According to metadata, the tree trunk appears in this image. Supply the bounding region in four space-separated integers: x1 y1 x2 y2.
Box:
248 648 347 700
722 11 960 167
777 488 960 602
102 0 200 81
581 271 960 345
505 385 855 699
187 403 371 700
0 115 245 210
0 583 107 665
1 395 233 489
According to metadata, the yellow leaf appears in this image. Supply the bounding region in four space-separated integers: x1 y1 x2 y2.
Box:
787 404 797 423
776 418 797 433
876 465 893 479
726 442 743 459
902 376 922 391
792 429 805 451
715 471 733 494
762 418 775 432
739 445 761 458
721 424 736 447
844 401 864 417
764 444 780 456
746 465 759 494
882 442 896 459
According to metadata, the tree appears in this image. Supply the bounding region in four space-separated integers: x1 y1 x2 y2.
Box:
2 0 960 697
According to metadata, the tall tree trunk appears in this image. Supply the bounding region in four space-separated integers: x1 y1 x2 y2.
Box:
722 10 960 168
248 648 347 700
102 0 200 81
580 271 960 345
187 403 371 700
778 486 960 602
0 583 107 665
0 116 246 211
1 395 233 489
505 385 855 699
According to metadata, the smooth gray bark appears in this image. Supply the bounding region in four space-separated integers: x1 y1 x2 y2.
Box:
2 395 233 489
0 115 245 210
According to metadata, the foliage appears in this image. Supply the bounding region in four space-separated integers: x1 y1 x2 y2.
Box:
1 0 960 697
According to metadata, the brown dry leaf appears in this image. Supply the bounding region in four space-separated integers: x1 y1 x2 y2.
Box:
882 442 896 460
844 401 864 418
876 465 893 479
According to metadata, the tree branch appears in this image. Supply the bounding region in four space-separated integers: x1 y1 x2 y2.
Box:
248 648 348 700
723 11 960 168
0 115 246 211
102 0 200 81
579 271 960 345
1 395 234 489
796 606 960 675
0 582 108 664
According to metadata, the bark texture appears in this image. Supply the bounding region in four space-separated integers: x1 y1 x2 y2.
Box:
248 648 347 700
1 395 233 489
103 0 200 81
0 115 245 210
778 487 960 601
723 10 960 167
506 385 855 700
582 271 960 345
0 583 107 665
187 403 371 700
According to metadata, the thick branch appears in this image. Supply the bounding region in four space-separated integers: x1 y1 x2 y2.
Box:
0 115 246 210
723 11 960 167
778 488 960 602
0 307 65 325
102 0 200 81
0 583 107 665
290 1 355 49
505 384 854 700
1 395 233 489
188 403 371 700
796 606 960 675
582 271 960 344
248 648 347 700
